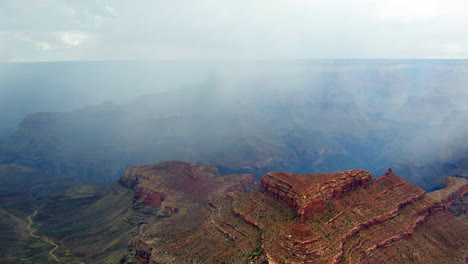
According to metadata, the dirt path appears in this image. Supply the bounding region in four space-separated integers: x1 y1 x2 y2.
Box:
26 210 60 262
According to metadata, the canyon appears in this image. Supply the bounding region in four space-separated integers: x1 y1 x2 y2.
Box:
1 161 466 263
114 162 467 264
2 61 468 191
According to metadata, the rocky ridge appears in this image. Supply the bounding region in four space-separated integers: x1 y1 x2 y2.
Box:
261 169 371 222
117 161 258 262
120 164 467 264
428 176 468 208
428 176 468 223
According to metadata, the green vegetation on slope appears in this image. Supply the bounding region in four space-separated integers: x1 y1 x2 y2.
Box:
34 185 136 263
0 208 59 264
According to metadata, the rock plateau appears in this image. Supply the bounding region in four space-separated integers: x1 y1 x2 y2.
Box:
118 164 468 264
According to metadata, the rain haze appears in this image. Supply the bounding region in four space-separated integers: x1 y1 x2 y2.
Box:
0 0 467 190
1 2 468 263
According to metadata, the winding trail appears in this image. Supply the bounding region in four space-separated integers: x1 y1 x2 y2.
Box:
26 210 60 262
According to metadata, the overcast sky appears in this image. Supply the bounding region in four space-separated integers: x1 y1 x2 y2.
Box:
1 0 467 62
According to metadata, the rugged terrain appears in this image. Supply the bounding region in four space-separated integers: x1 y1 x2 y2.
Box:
4 161 467 263
16 161 255 263
0 163 112 263
428 176 468 223
1 60 467 263
121 165 467 264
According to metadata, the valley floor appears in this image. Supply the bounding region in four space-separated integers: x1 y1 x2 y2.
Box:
26 210 60 262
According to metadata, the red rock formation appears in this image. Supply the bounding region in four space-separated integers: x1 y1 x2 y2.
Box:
122 164 467 264
134 186 165 207
119 161 258 263
428 176 468 209
261 169 371 222
428 176 468 224
258 169 467 263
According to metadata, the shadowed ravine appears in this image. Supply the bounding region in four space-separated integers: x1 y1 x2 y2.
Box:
26 210 60 262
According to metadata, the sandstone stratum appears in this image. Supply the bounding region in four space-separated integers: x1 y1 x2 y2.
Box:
114 162 468 264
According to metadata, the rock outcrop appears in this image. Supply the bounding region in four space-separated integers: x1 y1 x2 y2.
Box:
118 161 258 262
428 176 468 223
428 176 468 208
261 169 371 222
121 164 467 264
133 186 166 214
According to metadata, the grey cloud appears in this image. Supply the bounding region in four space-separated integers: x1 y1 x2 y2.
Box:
1 0 467 61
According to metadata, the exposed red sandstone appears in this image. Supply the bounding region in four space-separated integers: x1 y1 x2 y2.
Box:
134 186 165 207
428 176 468 209
119 161 258 263
122 163 468 264
261 169 372 222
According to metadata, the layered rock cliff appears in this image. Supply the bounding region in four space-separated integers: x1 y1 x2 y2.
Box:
122 165 467 264
261 169 371 222
428 176 468 208
117 161 258 263
428 176 468 223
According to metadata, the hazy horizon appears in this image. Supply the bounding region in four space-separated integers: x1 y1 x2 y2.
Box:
2 0 468 62
1 2 467 263
2 59 468 139
1 59 467 190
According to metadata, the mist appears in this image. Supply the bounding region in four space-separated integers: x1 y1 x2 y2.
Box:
0 59 467 190
0 60 219 137
2 2 468 263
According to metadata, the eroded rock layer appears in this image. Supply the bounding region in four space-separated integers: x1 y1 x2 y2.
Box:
123 164 468 264
428 176 468 223
118 161 258 263
261 169 372 222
